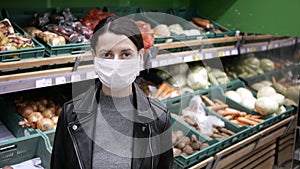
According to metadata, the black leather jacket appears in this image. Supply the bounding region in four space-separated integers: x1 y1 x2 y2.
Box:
50 81 173 169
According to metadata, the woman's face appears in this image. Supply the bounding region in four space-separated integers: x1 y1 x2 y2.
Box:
92 31 140 60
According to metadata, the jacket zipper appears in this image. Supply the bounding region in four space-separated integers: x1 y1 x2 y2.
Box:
68 126 84 169
148 124 154 169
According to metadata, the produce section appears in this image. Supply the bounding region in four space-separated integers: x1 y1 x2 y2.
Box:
0 4 299 169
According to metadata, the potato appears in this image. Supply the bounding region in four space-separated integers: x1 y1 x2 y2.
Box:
182 136 191 145
183 145 193 155
200 143 209 150
190 141 202 150
175 141 186 149
173 148 182 157
174 130 184 140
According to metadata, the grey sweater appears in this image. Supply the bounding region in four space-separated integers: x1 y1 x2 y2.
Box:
92 90 134 169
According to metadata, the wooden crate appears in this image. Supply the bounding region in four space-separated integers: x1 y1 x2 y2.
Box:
275 130 296 166
188 157 214 169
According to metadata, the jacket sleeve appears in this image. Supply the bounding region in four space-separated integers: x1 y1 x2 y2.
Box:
157 110 174 169
50 104 68 169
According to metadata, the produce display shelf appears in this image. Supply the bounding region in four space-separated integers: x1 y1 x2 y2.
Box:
0 133 51 169
0 65 96 94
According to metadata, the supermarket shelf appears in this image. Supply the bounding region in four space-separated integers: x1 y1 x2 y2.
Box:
0 35 297 94
0 65 96 94
0 52 92 72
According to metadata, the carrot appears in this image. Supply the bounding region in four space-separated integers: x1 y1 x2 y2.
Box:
237 117 258 126
214 99 227 107
272 76 277 84
224 115 234 120
247 117 264 123
201 95 215 106
230 120 246 127
218 110 240 117
209 104 228 112
278 77 286 84
154 82 172 98
250 115 262 119
239 112 247 117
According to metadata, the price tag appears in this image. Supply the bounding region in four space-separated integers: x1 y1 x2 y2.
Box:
159 59 168 66
274 43 279 48
217 51 225 57
173 57 182 64
151 60 158 68
269 44 274 49
183 55 194 62
55 76 66 85
225 50 231 56
86 71 96 80
204 53 213 59
231 49 238 55
240 48 246 54
71 74 81 82
36 78 52 88
193 55 201 61
261 45 267 51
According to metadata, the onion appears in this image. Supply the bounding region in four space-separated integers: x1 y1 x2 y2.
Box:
40 98 48 106
30 102 38 112
21 106 33 118
27 112 44 129
38 104 46 112
49 107 56 114
37 118 55 131
51 116 59 124
42 109 54 118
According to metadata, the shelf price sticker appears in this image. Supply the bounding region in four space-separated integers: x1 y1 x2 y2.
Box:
36 78 52 88
217 51 225 57
224 50 231 56
86 71 96 80
231 49 238 55
203 52 214 60
183 55 194 62
261 45 267 51
274 43 279 48
55 76 66 85
71 74 81 82
240 48 246 54
193 55 201 61
269 44 274 49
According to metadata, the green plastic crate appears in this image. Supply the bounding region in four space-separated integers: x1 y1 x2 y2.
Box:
171 116 219 168
3 8 92 57
0 12 45 62
171 8 236 38
0 133 51 169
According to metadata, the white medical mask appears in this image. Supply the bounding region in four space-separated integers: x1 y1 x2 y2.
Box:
94 57 140 90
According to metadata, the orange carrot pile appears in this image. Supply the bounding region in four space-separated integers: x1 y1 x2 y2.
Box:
201 96 264 127
153 82 181 99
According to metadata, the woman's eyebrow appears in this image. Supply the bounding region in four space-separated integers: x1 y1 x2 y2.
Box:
98 50 111 53
120 49 134 52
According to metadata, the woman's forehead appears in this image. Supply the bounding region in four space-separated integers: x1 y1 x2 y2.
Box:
96 32 137 51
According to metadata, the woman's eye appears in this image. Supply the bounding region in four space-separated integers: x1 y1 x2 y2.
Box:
102 53 112 58
121 52 132 59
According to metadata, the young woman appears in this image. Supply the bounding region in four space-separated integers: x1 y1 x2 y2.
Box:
51 16 173 169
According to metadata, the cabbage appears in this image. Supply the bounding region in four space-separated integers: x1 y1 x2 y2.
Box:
168 74 187 88
168 63 189 75
271 93 285 105
187 66 209 90
260 59 275 72
275 106 286 114
241 96 256 110
255 97 279 115
257 86 276 98
236 87 253 98
225 90 242 103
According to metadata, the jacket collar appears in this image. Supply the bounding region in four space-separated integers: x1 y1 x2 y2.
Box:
72 80 155 123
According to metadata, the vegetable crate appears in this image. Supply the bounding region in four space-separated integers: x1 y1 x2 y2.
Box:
171 8 237 38
135 9 204 46
0 12 45 62
0 97 37 139
241 69 285 86
171 116 219 168
0 133 51 169
3 8 92 57
0 86 69 142
224 78 296 134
